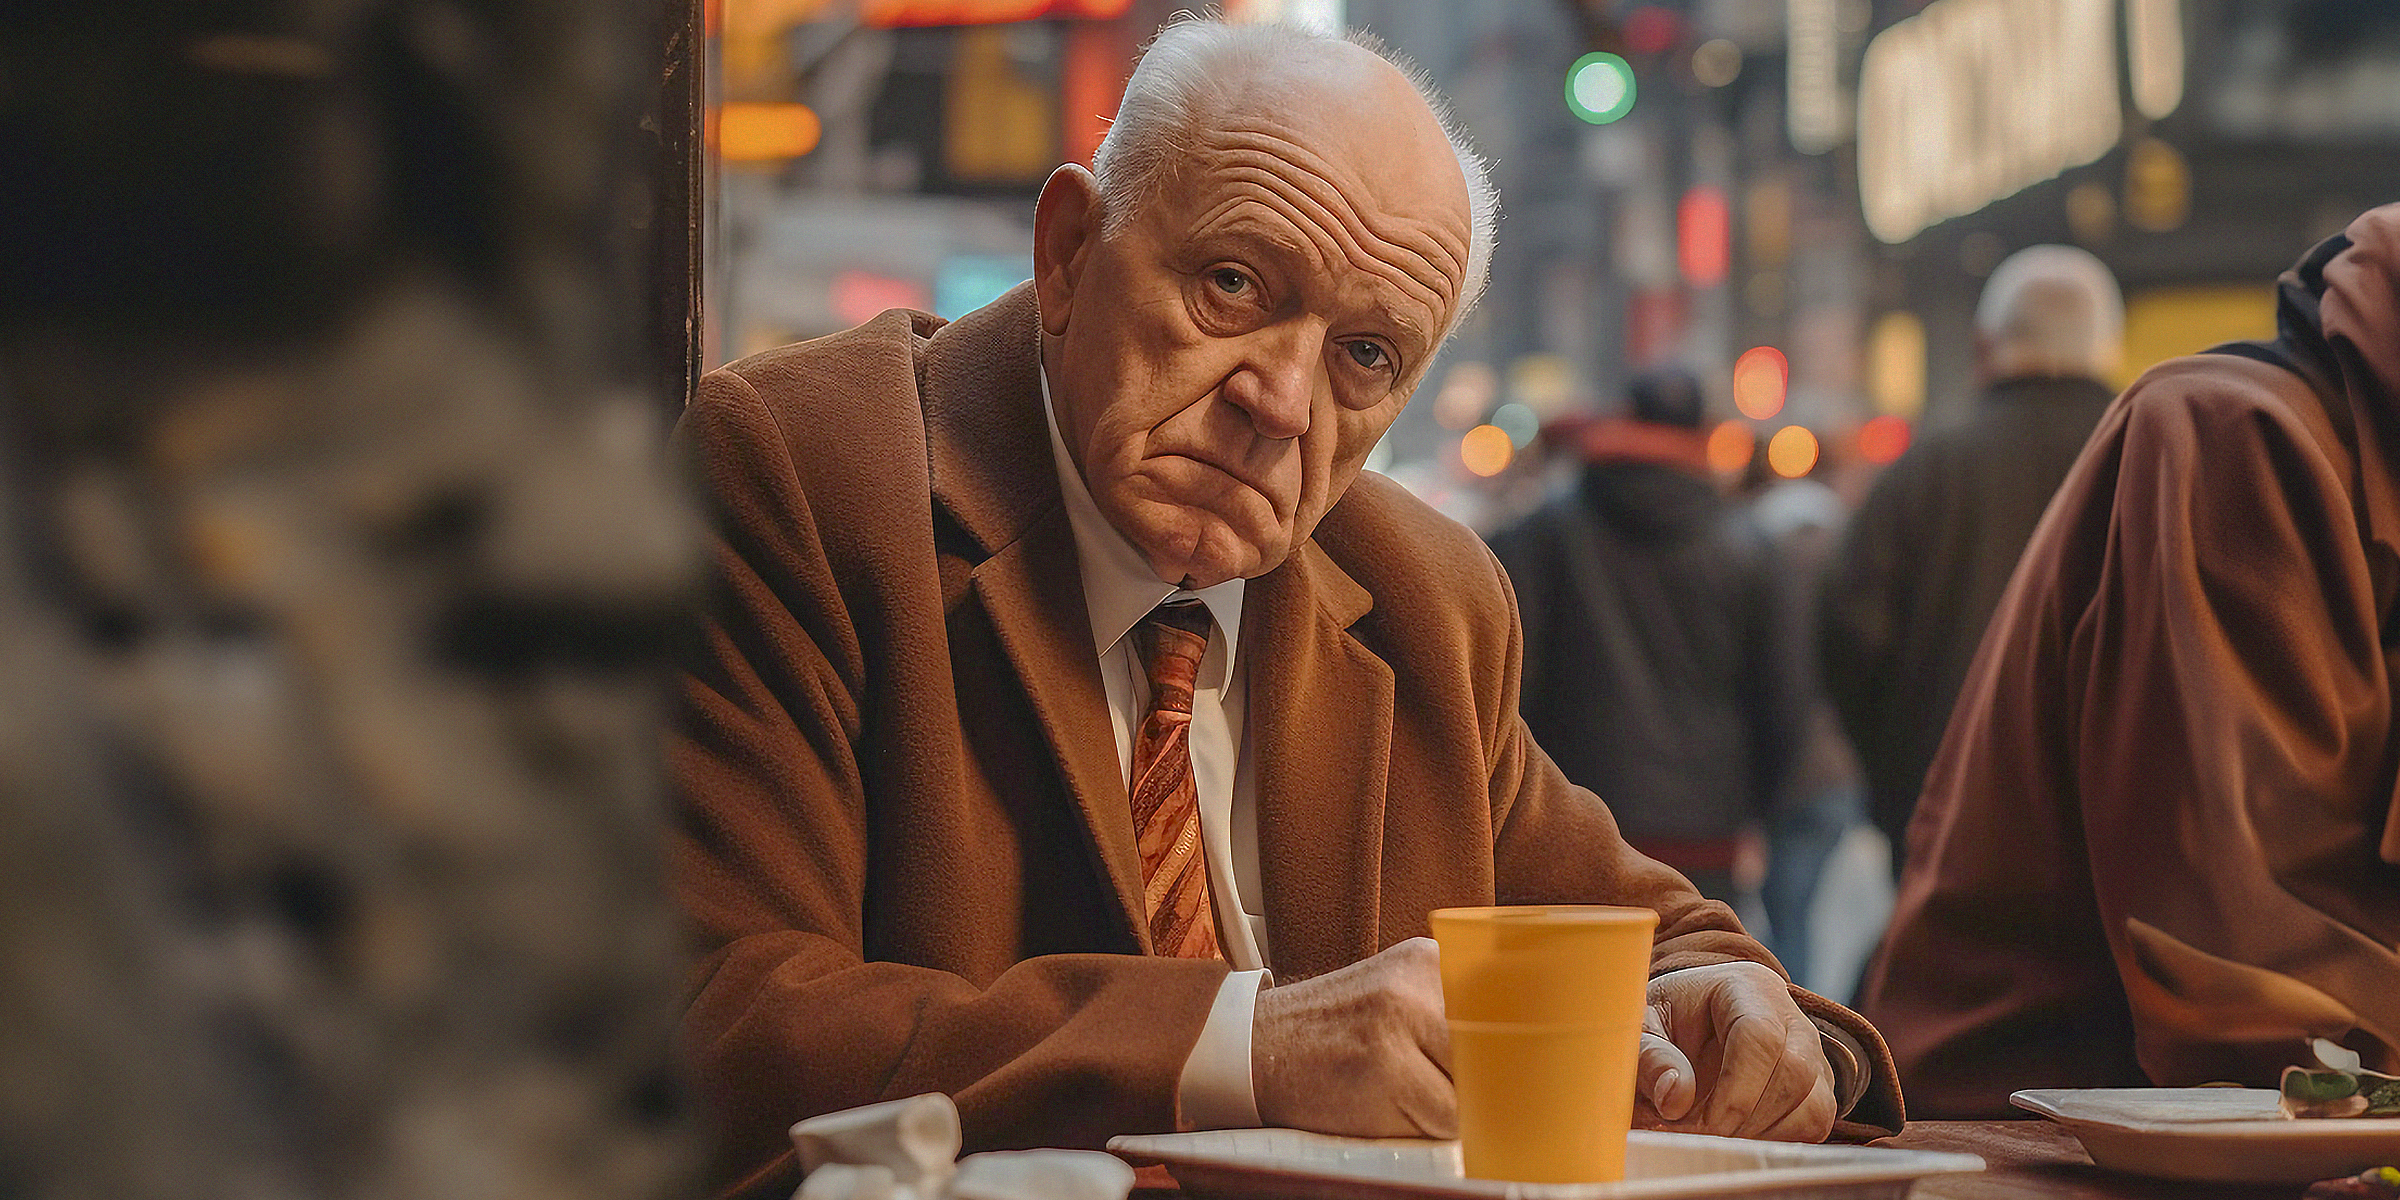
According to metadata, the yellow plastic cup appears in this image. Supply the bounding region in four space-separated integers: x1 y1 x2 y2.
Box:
1429 905 1657 1184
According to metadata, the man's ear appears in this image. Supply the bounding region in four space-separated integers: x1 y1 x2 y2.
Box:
1033 164 1101 339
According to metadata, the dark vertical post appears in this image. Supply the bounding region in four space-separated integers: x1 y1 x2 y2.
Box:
650 0 706 412
0 3 700 1198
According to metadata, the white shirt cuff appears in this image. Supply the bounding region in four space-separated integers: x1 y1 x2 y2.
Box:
1176 968 1269 1130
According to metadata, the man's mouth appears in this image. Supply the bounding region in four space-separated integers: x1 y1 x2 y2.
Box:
1163 451 1279 511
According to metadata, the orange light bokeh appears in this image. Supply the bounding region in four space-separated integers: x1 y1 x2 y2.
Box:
714 102 822 161
1767 425 1820 478
1704 420 1756 475
1461 425 1515 477
1858 414 1913 465
1732 345 1788 421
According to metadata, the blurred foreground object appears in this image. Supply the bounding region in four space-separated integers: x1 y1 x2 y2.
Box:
1861 208 2400 1117
0 2 701 1198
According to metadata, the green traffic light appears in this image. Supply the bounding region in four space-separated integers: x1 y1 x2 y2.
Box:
1566 51 1637 125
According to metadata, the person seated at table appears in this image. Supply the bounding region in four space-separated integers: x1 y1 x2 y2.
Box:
1860 205 2400 1117
672 18 1902 1197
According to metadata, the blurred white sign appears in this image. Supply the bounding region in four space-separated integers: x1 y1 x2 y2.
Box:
1856 0 2121 244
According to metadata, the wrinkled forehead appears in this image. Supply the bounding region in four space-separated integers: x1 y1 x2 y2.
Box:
1160 46 1473 341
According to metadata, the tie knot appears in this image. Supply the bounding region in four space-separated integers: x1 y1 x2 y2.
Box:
1134 600 1212 711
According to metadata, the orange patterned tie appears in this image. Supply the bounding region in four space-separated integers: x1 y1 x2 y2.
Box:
1129 600 1221 959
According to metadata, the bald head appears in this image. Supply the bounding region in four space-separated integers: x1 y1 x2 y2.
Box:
1093 20 1497 336
1975 245 2125 381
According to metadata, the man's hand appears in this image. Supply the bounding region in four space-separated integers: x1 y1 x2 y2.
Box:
1634 961 1835 1142
1251 937 1456 1139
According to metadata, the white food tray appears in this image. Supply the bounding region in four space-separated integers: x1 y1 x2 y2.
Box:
1109 1127 1983 1200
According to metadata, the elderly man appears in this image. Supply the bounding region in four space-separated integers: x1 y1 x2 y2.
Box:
1819 245 2123 867
1860 209 2400 1116
673 20 1900 1196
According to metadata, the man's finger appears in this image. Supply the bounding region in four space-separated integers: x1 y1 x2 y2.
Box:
1750 1072 1838 1143
1391 1052 1460 1140
1744 1010 1836 1138
1418 1008 1454 1075
1694 1008 1784 1133
1636 1030 1696 1121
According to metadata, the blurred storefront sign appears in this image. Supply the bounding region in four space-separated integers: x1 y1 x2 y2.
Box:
2121 137 2192 232
1867 312 1927 420
934 254 1032 319
1625 288 1687 367
943 26 1058 181
863 0 1130 26
1223 0 1344 32
1786 0 1843 154
1857 0 2122 243
1678 186 1732 287
714 101 823 162
832 270 934 326
2125 0 2185 120
2118 285 2274 387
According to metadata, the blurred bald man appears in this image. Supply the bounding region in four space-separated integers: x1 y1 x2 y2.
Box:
1818 245 2123 867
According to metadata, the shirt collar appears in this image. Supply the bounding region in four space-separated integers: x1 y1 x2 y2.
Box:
1041 362 1244 691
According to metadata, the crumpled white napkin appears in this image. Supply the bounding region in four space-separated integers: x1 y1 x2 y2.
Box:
789 1094 1135 1200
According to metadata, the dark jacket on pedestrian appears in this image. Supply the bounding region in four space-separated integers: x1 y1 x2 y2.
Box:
1817 374 2114 852
1489 437 1802 892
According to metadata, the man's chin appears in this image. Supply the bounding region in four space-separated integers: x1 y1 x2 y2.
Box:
1125 510 1290 588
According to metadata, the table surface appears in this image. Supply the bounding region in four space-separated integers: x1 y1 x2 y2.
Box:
1129 1121 2304 1200
1878 1121 2292 1200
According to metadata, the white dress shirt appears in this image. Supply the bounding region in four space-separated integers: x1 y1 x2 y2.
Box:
1040 372 1269 1130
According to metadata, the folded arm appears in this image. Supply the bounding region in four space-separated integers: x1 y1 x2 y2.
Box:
2066 372 2400 1084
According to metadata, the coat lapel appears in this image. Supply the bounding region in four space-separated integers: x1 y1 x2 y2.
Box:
1246 542 1394 979
923 285 1152 952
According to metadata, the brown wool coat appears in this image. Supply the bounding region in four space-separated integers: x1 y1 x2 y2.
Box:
672 286 1902 1196
1862 208 2400 1118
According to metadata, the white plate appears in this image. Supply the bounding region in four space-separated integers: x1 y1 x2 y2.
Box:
1108 1128 1983 1200
2012 1087 2400 1183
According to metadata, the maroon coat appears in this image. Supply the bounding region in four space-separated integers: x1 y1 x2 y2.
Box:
1863 208 2400 1117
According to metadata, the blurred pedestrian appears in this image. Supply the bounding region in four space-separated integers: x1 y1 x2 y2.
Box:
1817 245 2123 871
1863 208 2400 1116
1745 452 1869 997
1489 371 1804 906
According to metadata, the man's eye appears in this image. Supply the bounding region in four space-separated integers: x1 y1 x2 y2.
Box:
1345 341 1390 371
1211 268 1250 295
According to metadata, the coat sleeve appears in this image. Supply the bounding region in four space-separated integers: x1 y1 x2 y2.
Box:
2066 374 2400 1085
670 368 1227 1199
1474 538 1905 1136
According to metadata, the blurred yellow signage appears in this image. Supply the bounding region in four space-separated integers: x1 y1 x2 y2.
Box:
2118 286 2275 387
713 102 823 162
944 26 1056 181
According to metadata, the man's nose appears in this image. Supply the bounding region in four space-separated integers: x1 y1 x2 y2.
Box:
1220 326 1318 442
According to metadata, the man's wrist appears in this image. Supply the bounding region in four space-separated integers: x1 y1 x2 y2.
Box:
1175 968 1271 1131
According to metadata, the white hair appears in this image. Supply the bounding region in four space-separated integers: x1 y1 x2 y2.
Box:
1090 18 1499 341
1974 244 2125 379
